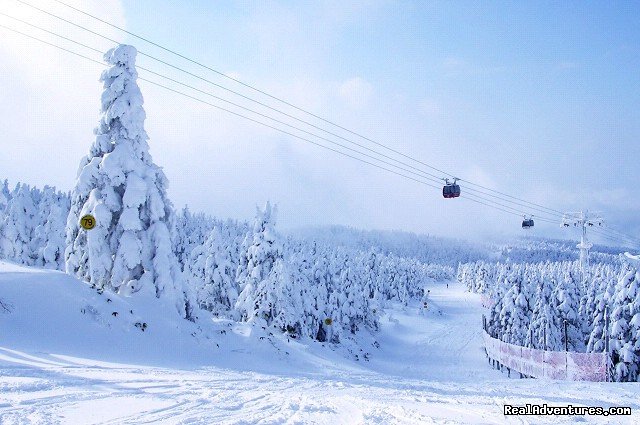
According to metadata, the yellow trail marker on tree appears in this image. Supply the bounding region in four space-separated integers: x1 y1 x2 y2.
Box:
80 214 96 230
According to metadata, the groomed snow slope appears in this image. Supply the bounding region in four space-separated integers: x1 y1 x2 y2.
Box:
1 261 639 424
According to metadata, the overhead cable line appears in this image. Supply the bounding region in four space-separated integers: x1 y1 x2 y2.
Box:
1 20 635 244
17 0 635 241
1 7 452 178
13 0 576 220
0 24 439 190
43 0 455 174
459 180 564 216
0 22 566 226
0 12 569 223
601 226 640 246
590 228 639 249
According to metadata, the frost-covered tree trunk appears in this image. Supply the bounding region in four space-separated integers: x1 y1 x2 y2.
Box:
65 45 192 318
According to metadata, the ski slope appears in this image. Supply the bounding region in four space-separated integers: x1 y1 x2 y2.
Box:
1 262 639 424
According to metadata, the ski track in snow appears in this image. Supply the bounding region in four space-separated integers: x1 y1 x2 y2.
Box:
1 267 639 424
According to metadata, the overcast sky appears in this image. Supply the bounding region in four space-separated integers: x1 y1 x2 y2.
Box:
0 0 638 247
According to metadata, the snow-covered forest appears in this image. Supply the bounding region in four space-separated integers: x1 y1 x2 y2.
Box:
0 176 453 340
3 168 639 382
458 257 640 381
0 45 450 346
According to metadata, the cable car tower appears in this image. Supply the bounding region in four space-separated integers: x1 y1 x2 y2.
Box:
562 211 603 273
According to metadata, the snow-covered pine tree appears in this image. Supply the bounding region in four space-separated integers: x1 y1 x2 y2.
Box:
610 262 639 381
235 202 282 323
474 262 490 294
34 187 70 270
580 265 603 346
0 180 9 219
498 268 530 345
291 244 324 338
272 252 305 337
65 44 192 318
527 268 555 349
487 266 510 340
0 183 37 265
173 206 215 271
585 263 623 354
628 257 640 382
188 226 239 317
309 244 330 341
362 249 381 302
339 254 378 335
32 186 54 267
586 278 612 353
174 205 194 270
552 268 583 351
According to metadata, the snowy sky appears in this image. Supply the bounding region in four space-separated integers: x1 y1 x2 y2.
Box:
0 0 638 246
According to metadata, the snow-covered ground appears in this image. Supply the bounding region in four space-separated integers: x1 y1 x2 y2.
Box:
1 262 639 424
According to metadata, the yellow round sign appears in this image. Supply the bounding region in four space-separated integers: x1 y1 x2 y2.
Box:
80 214 96 230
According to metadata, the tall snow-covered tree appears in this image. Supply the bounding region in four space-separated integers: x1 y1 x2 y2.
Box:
527 271 554 349
0 180 9 217
65 44 192 318
497 268 530 345
173 206 215 270
34 187 70 270
502 272 531 346
610 262 640 381
551 269 583 351
0 183 37 265
586 271 615 354
235 202 282 322
188 226 239 317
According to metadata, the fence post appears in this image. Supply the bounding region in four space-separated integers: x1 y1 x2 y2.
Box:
604 305 610 382
543 321 547 378
564 319 569 379
564 319 568 352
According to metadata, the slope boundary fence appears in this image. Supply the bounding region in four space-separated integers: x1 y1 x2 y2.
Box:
482 331 609 381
